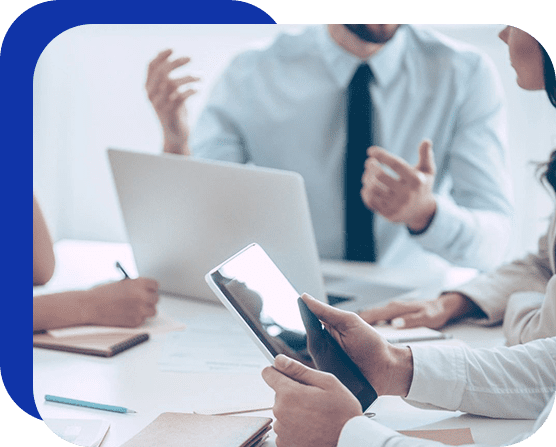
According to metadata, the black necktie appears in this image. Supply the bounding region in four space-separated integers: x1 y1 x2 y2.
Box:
345 63 376 262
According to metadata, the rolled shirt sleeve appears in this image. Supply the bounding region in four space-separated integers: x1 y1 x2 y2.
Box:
405 339 556 419
411 198 512 272
338 394 555 447
408 53 513 271
338 339 556 447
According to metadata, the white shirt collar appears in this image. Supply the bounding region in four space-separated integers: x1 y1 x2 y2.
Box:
317 25 408 89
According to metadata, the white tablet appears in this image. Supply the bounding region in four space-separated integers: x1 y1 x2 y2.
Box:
205 243 377 410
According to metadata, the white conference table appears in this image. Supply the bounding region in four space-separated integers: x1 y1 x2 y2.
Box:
33 240 535 446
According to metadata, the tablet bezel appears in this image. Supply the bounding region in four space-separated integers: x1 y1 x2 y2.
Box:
205 243 377 410
205 243 283 364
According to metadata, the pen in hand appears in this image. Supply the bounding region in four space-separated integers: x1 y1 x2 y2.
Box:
115 261 130 279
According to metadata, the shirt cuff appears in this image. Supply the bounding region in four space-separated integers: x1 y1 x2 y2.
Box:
449 281 504 325
405 344 467 411
408 195 470 253
338 416 405 447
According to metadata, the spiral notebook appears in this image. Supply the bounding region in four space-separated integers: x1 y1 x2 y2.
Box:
33 331 149 357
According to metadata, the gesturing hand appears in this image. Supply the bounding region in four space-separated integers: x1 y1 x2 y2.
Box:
262 354 362 447
146 49 199 155
361 139 437 232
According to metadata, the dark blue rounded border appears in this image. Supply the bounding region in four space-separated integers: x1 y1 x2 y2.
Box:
0 0 556 446
0 0 274 420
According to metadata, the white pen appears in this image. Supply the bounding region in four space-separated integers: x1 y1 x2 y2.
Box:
387 333 453 344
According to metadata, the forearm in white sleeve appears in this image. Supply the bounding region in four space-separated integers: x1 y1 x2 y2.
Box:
338 337 556 446
405 338 556 419
411 199 511 272
338 393 555 447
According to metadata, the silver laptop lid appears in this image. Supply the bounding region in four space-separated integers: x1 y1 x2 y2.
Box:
108 148 326 304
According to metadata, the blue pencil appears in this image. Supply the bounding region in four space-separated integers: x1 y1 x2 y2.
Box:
45 395 136 414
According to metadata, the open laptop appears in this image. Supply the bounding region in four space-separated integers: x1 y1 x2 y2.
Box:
108 148 411 310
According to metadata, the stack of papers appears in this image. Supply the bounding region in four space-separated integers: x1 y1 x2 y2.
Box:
158 314 269 374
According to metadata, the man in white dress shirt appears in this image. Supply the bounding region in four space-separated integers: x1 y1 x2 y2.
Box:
146 24 513 271
262 294 556 447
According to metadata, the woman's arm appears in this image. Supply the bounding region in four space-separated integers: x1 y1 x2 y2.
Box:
33 194 55 285
452 226 553 327
360 227 552 331
503 276 556 344
33 277 159 332
33 291 91 331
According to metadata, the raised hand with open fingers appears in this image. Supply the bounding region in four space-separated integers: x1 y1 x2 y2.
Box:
361 139 437 233
146 49 200 155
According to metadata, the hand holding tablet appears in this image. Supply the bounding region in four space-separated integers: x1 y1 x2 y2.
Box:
298 297 377 409
205 243 378 411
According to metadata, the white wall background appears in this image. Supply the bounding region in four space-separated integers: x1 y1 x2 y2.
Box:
33 24 556 261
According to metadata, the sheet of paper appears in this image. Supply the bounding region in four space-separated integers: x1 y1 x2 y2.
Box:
399 427 474 445
48 313 186 338
44 418 110 447
158 314 270 374
374 326 449 343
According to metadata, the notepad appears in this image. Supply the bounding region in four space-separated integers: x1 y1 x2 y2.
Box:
120 412 272 447
33 331 149 357
47 313 186 338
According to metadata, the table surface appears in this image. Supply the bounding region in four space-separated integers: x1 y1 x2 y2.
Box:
33 240 534 446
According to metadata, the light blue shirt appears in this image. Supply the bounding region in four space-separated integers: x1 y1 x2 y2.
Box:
191 25 513 271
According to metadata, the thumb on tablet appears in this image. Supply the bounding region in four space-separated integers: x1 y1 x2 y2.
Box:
300 293 356 331
274 354 332 389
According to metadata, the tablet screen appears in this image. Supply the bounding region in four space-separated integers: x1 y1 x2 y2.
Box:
209 244 313 366
208 243 377 410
